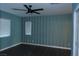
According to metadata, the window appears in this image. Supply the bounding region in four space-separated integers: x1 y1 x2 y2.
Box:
0 18 11 37
25 21 32 35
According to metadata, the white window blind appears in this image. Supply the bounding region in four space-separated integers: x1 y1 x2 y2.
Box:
25 21 32 35
0 18 11 37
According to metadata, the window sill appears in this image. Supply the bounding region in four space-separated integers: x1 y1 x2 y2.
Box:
0 34 10 38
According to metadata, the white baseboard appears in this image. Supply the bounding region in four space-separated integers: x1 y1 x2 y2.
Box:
0 42 71 52
0 43 22 52
21 42 71 50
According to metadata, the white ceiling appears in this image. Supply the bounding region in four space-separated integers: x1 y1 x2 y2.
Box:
0 3 72 17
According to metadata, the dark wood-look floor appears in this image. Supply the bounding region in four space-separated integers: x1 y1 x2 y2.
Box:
0 44 71 56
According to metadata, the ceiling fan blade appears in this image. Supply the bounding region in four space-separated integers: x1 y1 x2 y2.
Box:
24 5 29 9
12 8 27 11
32 8 44 11
33 11 40 14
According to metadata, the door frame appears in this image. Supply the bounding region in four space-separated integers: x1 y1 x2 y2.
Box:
73 4 79 56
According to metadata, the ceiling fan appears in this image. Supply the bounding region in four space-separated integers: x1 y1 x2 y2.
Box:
12 5 44 14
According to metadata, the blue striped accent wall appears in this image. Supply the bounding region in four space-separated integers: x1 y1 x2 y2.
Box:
0 10 22 49
22 14 73 48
